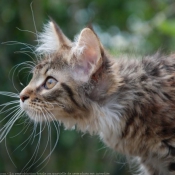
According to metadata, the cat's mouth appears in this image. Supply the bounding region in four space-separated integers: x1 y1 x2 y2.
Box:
20 99 56 122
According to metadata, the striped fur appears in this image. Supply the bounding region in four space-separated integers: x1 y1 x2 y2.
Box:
20 20 175 175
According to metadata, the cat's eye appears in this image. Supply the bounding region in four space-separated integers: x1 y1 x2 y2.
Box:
44 77 57 89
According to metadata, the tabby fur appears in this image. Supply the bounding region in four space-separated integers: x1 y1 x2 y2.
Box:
19 20 175 175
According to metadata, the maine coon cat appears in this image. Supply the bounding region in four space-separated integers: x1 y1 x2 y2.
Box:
2 19 175 175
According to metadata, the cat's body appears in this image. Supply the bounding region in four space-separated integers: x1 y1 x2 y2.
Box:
14 20 175 174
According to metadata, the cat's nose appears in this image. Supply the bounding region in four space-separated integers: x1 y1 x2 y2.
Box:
20 87 33 102
20 94 29 102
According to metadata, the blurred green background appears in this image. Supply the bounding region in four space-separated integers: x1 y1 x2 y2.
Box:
0 0 175 174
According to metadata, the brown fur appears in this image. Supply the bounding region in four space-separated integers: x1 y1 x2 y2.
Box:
19 20 175 175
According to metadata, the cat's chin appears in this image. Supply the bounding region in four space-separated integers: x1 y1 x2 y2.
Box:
26 109 57 122
26 113 45 122
20 100 53 122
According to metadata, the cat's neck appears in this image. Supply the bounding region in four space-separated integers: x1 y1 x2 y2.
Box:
59 57 141 151
83 57 124 104
76 58 126 145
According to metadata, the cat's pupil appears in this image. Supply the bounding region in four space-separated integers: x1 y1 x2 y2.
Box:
48 80 52 84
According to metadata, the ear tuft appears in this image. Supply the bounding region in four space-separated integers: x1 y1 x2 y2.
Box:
36 20 71 56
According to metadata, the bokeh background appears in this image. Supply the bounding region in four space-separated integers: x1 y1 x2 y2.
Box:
0 0 175 174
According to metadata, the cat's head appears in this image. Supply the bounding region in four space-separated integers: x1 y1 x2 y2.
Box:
19 20 115 127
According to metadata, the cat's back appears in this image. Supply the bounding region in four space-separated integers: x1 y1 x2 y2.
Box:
116 53 175 84
110 54 175 174
113 53 175 141
115 53 175 97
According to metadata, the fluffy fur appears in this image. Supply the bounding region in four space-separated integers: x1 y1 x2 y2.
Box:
19 20 175 175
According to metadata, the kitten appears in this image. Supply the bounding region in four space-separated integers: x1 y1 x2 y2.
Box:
10 19 175 175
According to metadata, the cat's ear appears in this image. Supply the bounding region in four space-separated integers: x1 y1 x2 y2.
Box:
36 20 71 55
72 28 102 82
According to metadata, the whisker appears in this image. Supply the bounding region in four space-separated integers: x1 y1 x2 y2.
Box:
17 66 33 83
28 109 51 170
36 110 60 170
1 41 35 52
0 105 21 123
31 120 46 138
18 65 33 72
0 109 24 142
5 138 17 168
14 51 37 64
21 117 42 172
0 91 19 98
8 61 34 93
31 111 39 145
24 121 43 172
16 27 37 35
30 2 38 42
22 118 33 134
12 123 36 153
0 100 19 107
10 121 31 139
0 107 22 132
0 102 19 114
10 64 23 93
